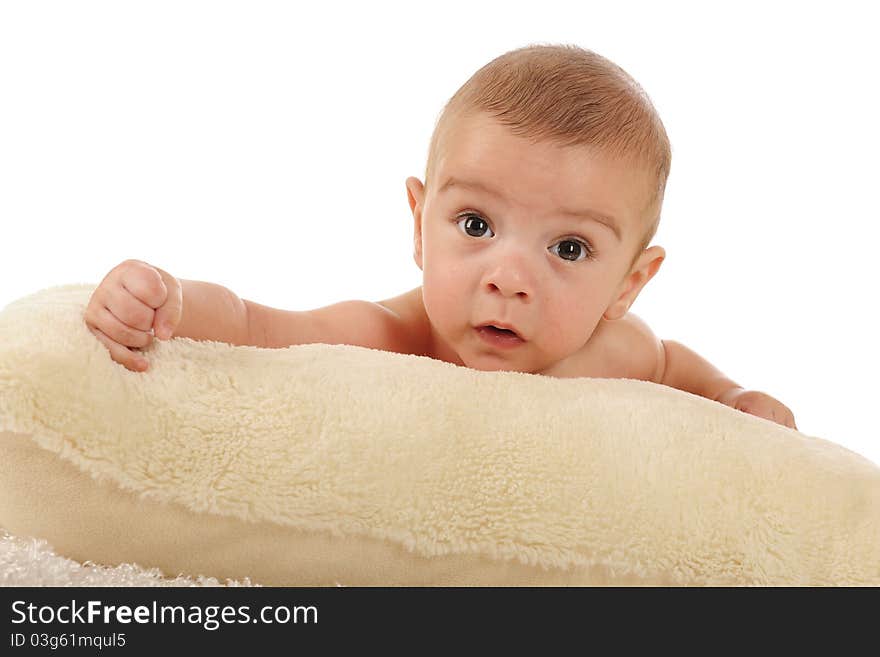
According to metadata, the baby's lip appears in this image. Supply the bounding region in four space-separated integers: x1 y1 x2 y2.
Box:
476 322 525 340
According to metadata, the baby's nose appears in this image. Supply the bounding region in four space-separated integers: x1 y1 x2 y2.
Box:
483 256 533 299
486 280 529 299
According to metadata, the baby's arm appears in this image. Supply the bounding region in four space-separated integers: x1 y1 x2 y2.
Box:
242 298 405 351
612 314 797 429
171 284 402 351
84 260 252 371
85 260 405 372
658 338 742 407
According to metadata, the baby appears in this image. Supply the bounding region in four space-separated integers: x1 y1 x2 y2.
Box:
84 44 797 429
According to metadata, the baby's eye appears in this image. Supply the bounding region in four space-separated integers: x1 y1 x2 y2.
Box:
456 213 494 239
455 213 594 262
550 238 594 262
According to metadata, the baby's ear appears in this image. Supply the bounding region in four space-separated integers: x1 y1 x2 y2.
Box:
406 177 426 270
604 246 666 320
638 245 665 282
405 177 424 214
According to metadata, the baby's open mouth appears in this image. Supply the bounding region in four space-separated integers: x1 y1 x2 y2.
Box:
475 324 525 346
485 325 518 337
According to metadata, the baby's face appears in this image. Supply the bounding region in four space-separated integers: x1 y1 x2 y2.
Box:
408 111 661 373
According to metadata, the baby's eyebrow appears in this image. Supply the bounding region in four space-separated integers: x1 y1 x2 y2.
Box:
439 176 622 242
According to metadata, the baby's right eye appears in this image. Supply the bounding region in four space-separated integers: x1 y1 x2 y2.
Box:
456 213 494 239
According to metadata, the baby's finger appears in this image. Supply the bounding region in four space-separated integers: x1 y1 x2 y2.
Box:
117 260 168 309
87 325 149 372
104 286 156 333
771 408 790 429
95 305 154 348
776 405 796 430
150 266 182 340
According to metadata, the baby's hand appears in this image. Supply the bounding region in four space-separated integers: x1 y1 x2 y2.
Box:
83 260 183 372
717 387 797 430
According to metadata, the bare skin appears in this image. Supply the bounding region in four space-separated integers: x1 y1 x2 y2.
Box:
374 286 629 380
83 111 798 429
373 286 795 430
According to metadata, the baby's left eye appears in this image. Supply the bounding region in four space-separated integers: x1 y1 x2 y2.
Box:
550 239 594 262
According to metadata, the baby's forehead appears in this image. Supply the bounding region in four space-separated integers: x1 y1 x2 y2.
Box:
440 136 650 204
443 113 646 176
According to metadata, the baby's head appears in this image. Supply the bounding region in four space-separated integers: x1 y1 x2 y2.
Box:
406 44 671 373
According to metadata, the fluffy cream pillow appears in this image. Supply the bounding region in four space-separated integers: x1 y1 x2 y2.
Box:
1 285 879 585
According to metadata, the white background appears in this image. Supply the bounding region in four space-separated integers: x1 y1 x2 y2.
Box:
2 1 878 463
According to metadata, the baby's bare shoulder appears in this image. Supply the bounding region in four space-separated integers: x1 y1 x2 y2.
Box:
596 312 665 382
549 313 663 381
374 287 432 356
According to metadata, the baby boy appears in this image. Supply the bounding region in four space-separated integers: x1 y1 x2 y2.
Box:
84 44 797 429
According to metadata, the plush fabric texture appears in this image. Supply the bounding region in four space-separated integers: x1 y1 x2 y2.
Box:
0 529 253 587
1 285 879 586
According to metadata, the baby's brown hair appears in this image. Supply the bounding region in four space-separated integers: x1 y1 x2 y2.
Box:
424 44 671 264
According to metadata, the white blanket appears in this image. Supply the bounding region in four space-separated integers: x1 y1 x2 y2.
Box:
1 285 878 586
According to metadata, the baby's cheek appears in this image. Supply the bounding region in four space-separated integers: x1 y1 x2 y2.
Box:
421 274 461 327
545 302 602 351
538 323 575 356
424 258 466 297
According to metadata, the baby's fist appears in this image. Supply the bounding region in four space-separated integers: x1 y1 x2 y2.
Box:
83 259 183 372
718 387 797 430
